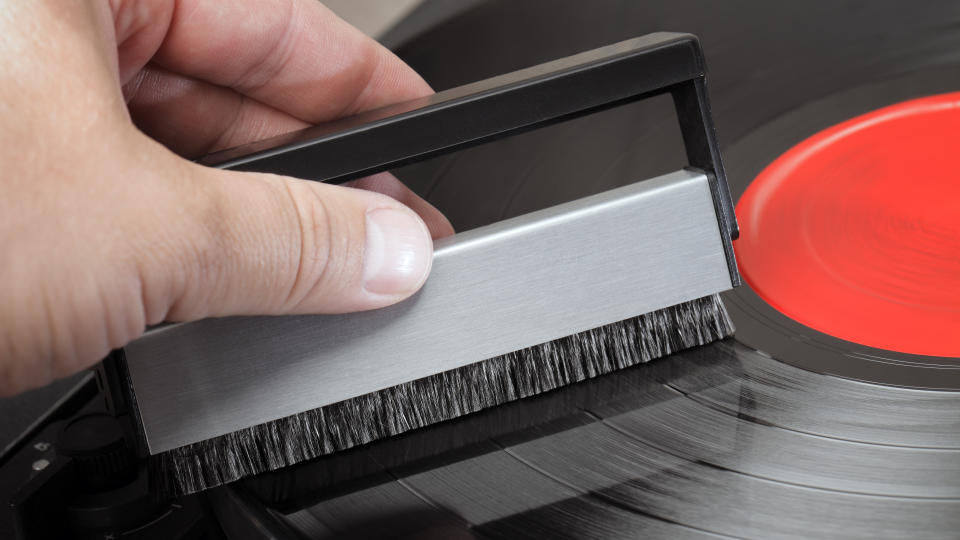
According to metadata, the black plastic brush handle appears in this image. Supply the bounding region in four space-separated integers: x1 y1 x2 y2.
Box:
199 32 738 242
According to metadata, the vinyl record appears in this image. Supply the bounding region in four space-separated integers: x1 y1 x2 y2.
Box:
217 1 960 538
226 341 960 538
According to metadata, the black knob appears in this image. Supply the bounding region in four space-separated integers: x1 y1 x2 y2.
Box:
57 413 136 491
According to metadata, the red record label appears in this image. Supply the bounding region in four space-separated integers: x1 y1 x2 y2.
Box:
735 92 960 357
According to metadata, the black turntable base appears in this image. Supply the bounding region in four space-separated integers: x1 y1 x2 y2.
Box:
3 1 959 539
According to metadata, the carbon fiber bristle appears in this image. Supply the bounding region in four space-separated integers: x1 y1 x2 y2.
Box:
151 294 734 495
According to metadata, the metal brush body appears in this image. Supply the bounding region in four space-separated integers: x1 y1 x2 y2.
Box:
126 169 732 456
154 295 733 494
104 32 742 494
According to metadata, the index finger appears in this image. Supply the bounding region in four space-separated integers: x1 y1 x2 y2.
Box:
150 0 431 122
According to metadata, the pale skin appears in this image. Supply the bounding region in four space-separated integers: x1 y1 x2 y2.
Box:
0 0 454 395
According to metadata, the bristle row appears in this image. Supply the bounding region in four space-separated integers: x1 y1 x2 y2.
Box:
152 294 734 495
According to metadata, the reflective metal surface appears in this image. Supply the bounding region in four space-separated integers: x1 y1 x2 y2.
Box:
125 170 733 454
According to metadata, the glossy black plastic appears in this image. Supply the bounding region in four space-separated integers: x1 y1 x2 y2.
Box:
200 32 739 249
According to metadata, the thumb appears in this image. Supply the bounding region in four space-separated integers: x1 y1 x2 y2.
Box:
138 160 435 322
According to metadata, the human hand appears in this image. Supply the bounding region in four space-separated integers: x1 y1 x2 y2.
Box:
0 0 453 394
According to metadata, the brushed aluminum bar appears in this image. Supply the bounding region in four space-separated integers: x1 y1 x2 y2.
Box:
123 169 734 454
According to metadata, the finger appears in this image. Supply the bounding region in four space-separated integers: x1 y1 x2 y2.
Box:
124 0 432 123
109 0 175 84
124 73 456 238
124 64 309 157
345 173 455 239
133 155 435 321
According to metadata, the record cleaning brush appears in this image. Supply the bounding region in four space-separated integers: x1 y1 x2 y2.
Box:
100 33 741 495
